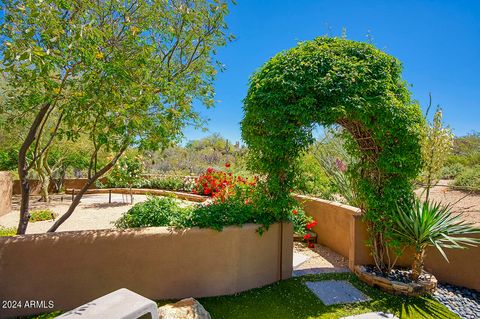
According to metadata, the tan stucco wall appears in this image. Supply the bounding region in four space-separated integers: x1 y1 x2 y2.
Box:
0 172 13 217
295 195 361 258
423 235 480 290
296 196 480 291
0 223 292 318
12 178 101 195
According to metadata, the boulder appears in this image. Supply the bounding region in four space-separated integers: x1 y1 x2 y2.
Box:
158 298 211 319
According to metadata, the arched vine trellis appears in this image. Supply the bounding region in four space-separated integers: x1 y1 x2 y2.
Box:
241 37 425 271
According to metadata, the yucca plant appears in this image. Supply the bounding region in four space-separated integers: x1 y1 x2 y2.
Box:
394 199 480 281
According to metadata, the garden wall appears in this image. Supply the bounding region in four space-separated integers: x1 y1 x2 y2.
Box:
12 178 101 195
0 172 13 217
295 195 480 291
0 223 293 318
65 188 208 203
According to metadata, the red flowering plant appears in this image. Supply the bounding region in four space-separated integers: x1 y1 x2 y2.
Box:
192 167 233 197
291 205 317 237
192 166 257 203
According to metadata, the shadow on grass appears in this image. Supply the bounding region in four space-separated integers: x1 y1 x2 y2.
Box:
198 273 458 319
17 273 457 319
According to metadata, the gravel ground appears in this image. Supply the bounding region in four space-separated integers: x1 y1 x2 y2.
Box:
433 283 480 319
293 241 350 276
0 194 193 234
363 266 432 284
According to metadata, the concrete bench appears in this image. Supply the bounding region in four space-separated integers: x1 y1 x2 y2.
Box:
56 288 158 319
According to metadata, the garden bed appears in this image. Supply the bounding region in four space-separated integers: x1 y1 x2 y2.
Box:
353 265 437 296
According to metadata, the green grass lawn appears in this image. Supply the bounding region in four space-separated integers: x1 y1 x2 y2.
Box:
23 273 457 319
195 273 458 319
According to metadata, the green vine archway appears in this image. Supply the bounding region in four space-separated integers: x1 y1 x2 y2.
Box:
241 37 425 271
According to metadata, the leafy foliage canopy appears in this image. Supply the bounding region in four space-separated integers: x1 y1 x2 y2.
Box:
241 37 425 270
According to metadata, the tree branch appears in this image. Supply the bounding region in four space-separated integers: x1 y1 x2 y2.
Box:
47 142 129 232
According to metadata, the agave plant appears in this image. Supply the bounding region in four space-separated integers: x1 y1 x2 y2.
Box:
394 199 480 281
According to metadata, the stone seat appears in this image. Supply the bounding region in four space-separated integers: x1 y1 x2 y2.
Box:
56 288 158 319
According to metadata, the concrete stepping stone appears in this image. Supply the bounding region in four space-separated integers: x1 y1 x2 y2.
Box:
293 252 310 269
305 280 370 305
341 312 398 319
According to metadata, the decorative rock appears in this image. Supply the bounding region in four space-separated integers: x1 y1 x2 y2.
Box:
158 298 211 319
433 283 480 319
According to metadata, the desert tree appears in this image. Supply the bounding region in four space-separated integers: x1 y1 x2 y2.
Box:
0 0 232 234
419 95 454 201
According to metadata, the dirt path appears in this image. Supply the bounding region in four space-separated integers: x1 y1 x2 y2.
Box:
0 194 150 234
415 180 480 226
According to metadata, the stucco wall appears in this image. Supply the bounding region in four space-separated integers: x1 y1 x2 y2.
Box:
296 195 480 291
295 195 361 259
12 178 101 195
0 223 293 318
0 172 13 217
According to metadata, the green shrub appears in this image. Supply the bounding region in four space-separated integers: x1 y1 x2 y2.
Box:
114 196 187 228
295 151 335 199
146 176 185 191
104 175 193 192
454 166 480 190
440 163 465 179
114 194 311 234
0 226 16 236
95 179 108 189
180 197 266 231
29 209 57 222
107 155 144 188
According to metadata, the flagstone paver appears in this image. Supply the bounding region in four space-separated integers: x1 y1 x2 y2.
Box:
305 280 370 306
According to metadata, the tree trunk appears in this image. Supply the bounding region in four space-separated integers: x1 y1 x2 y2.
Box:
411 249 425 281
40 174 50 202
34 152 50 202
17 173 31 235
16 103 52 235
53 167 66 193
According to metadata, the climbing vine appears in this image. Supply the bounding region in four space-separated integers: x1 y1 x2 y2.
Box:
241 37 425 272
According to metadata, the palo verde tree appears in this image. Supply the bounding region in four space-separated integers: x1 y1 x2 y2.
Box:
0 0 232 234
241 37 425 272
419 96 453 201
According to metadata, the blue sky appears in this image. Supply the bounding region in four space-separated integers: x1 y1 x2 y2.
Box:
183 0 480 143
